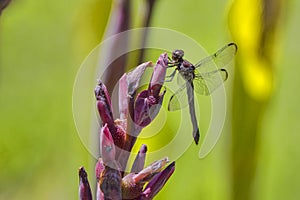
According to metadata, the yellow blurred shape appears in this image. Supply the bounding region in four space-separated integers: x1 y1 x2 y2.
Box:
243 59 273 101
229 0 273 101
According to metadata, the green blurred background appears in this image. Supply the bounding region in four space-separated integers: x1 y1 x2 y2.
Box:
1 0 300 199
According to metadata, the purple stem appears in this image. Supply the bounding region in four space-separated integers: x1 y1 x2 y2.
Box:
142 0 156 27
102 0 131 94
137 0 157 64
0 0 11 15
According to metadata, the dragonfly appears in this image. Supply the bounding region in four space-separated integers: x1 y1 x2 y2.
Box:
167 43 237 145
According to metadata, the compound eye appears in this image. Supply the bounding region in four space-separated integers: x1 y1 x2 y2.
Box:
172 52 178 61
172 49 184 61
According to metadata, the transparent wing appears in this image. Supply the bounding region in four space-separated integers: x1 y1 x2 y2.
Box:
193 69 228 95
176 72 186 87
168 82 193 111
194 43 237 73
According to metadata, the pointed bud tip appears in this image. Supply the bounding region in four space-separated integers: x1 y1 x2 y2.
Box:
79 166 93 200
95 80 114 126
142 161 175 198
79 166 87 179
100 124 116 163
156 53 168 66
150 53 168 97
131 144 148 173
140 144 147 153
94 80 105 100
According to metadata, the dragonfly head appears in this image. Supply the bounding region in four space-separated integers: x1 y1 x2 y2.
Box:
172 49 184 62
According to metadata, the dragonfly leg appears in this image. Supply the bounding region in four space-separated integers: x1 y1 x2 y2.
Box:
167 57 179 67
167 63 177 68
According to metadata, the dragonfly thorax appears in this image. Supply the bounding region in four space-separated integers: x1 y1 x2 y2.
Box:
176 59 195 81
178 65 195 81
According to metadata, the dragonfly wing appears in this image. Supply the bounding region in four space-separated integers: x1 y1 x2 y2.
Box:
168 82 193 111
194 43 237 73
176 73 186 86
193 69 228 95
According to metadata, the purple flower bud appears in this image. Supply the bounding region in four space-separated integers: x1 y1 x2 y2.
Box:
95 159 105 200
133 157 169 183
95 159 105 181
100 165 122 200
126 62 153 96
95 80 114 128
100 124 116 164
142 161 175 199
122 157 169 199
131 144 147 173
96 81 125 152
118 56 167 170
149 53 168 98
113 121 126 153
78 167 93 200
134 89 165 127
133 53 168 128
